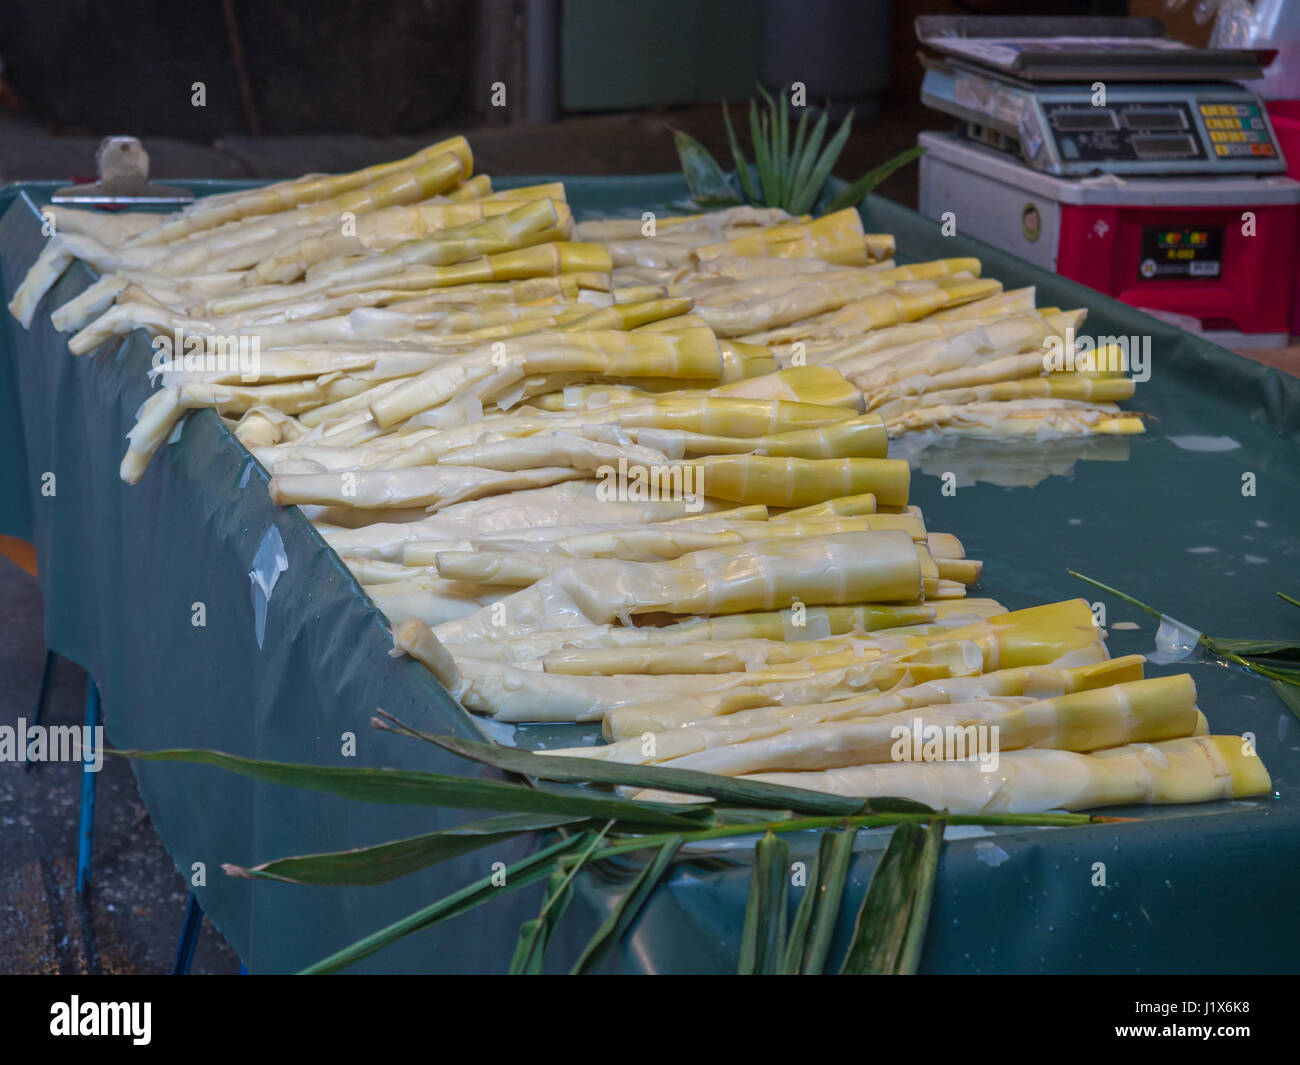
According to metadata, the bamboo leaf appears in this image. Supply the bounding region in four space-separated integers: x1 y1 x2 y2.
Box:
777 89 791 209
749 102 773 208
383 723 868 816
759 113 779 207
788 110 829 212
789 108 855 216
783 825 857 974
114 745 704 830
1260 663 1300 680
1278 592 1300 611
840 820 943 974
1203 636 1300 659
722 102 759 203
897 819 945 974
780 832 823 974
227 811 587 886
509 918 548 976
864 797 935 814
737 831 790 974
826 145 926 213
769 104 787 208
1068 571 1172 627
510 824 610 974
672 128 740 207
788 104 811 207
300 835 581 974
569 836 684 975
1271 678 1300 723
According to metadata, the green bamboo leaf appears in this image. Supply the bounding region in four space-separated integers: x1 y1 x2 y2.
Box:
510 865 570 975
510 824 609 974
737 831 790 974
749 102 774 208
839 824 918 975
780 832 824 974
1203 636 1300 659
1271 678 1300 723
777 89 791 209
385 723 868 816
1257 663 1300 684
864 797 936 814
896 819 945 974
788 104 811 206
722 102 759 203
1067 571 1172 627
300 834 581 974
709 806 796 824
783 825 857 974
759 112 779 207
672 128 740 207
769 106 787 207
509 917 548 976
1278 592 1300 611
228 811 587 886
840 820 943 974
825 145 926 213
789 108 855 216
569 836 684 975
115 745 704 830
788 110 829 213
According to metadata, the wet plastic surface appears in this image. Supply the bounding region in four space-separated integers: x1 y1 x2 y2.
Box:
2 176 1298 973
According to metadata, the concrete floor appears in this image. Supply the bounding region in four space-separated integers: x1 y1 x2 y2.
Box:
0 555 239 974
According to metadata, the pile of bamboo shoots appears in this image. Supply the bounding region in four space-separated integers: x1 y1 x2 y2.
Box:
8 136 1267 815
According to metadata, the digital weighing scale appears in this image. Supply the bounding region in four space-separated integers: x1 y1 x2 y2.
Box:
915 16 1300 347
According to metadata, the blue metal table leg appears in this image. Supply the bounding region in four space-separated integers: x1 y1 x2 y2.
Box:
22 649 57 769
75 677 101 896
173 893 203 975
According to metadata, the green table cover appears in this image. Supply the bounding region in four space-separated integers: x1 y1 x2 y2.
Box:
2 175 1297 974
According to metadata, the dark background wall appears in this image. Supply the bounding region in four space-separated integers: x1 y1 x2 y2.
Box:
0 1 480 137
0 0 1164 141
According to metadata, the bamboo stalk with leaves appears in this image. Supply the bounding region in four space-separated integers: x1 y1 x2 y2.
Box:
117 716 1121 975
1070 571 1300 721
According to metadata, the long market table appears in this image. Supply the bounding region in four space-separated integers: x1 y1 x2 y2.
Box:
2 175 1298 973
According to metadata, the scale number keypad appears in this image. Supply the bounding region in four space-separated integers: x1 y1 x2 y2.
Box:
1200 102 1275 158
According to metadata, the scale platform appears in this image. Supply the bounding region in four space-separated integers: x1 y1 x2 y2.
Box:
918 16 1287 178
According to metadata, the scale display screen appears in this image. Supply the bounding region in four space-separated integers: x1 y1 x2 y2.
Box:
1051 110 1117 132
1138 225 1224 280
1045 101 1206 164
1123 109 1186 131
1132 133 1198 159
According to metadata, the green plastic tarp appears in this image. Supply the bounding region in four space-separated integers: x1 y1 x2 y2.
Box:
2 175 1298 973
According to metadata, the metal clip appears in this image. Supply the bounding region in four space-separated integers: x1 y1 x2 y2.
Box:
51 136 194 205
